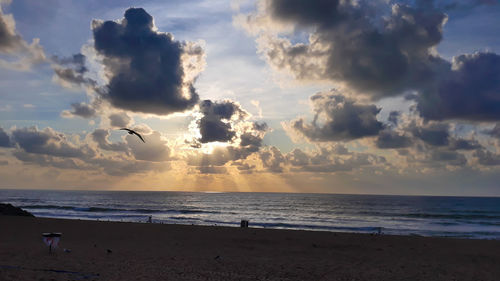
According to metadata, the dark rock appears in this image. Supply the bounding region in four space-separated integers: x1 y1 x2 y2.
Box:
0 203 34 217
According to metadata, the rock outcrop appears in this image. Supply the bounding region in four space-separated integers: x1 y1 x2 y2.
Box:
0 203 34 217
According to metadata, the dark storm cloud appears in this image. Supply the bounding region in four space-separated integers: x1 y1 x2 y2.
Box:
267 0 344 27
375 130 413 149
11 127 93 158
416 53 500 121
246 1 500 122
474 149 500 166
448 138 481 150
291 92 383 142
255 1 448 98
197 100 246 143
0 127 11 147
108 112 131 128
91 8 203 115
61 102 97 119
408 122 450 146
429 150 467 166
9 127 97 170
239 133 263 151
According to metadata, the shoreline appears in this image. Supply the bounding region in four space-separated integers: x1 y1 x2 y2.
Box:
16 214 500 241
2 215 500 280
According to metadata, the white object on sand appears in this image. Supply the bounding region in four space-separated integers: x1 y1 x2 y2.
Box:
42 232 62 253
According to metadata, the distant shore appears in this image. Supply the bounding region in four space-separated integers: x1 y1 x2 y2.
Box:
1 216 500 281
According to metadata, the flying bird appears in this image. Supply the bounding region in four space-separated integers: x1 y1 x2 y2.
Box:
120 128 145 143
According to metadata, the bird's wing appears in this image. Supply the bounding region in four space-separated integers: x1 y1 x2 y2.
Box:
134 132 146 143
119 128 145 143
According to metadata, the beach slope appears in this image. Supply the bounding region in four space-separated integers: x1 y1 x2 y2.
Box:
1 216 500 280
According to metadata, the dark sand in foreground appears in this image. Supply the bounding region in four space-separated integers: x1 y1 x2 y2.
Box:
1 216 500 281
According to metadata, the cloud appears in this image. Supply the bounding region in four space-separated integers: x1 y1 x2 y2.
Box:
448 138 481 151
291 91 383 142
474 149 500 166
483 123 500 139
12 150 84 170
9 126 171 176
197 165 227 174
108 112 132 128
91 125 170 163
388 111 401 126
185 118 268 172
126 130 171 162
51 53 96 88
186 136 265 171
61 102 97 119
250 100 263 118
91 129 128 152
240 1 448 98
0 127 11 147
408 122 450 146
284 146 387 174
429 150 467 166
260 146 286 173
375 130 413 149
11 127 94 158
88 157 170 177
239 1 500 122
186 147 235 167
0 4 45 70
416 52 500 121
286 148 310 166
197 99 247 143
232 161 256 174
90 8 205 115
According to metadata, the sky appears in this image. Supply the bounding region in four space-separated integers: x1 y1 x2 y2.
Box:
1 0 500 196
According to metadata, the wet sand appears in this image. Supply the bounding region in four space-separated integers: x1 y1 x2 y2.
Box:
1 215 500 281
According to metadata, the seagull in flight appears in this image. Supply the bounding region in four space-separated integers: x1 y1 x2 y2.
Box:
120 128 145 143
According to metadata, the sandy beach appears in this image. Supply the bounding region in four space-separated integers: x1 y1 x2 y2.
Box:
1 216 500 281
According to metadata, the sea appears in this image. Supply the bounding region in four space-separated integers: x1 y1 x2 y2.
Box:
1 189 500 239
